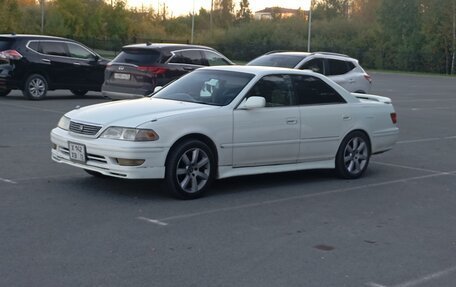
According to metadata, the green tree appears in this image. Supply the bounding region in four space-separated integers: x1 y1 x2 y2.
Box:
0 0 22 33
236 0 252 23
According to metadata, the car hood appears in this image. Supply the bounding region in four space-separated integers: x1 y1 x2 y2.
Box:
66 98 218 127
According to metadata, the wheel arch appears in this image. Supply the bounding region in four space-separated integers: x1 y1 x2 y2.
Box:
165 133 219 168
22 70 51 90
340 129 372 153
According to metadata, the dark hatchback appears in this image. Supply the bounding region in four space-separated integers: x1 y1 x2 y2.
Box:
0 34 108 100
102 43 234 100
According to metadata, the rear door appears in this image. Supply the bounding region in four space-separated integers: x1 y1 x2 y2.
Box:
291 74 350 161
168 49 205 74
325 59 353 90
38 40 75 87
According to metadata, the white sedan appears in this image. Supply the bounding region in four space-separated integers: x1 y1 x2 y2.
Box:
51 66 399 199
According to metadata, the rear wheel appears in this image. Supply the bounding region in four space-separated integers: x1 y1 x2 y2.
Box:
165 139 215 199
0 89 11 97
335 131 370 179
71 89 88 97
23 74 48 100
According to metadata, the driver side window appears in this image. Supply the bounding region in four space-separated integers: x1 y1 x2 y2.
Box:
246 75 294 107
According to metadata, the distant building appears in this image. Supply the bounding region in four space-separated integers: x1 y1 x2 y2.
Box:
254 7 303 20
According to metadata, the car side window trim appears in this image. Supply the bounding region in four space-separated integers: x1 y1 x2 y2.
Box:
166 48 231 66
26 40 98 61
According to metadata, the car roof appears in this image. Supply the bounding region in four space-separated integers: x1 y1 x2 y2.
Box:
199 65 320 76
266 51 356 61
0 34 70 41
122 43 216 52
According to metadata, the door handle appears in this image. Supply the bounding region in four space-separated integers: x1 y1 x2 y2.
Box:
286 118 298 125
73 62 81 66
41 58 50 63
343 115 352 121
183 67 195 71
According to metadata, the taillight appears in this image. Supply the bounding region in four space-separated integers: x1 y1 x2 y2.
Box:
0 49 23 60
137 66 167 75
390 112 397 124
364 73 372 83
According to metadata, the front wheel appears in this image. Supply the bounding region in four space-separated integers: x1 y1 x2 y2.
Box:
23 74 48 100
165 140 215 199
335 131 371 179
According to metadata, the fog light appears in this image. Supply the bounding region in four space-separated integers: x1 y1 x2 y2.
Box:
116 158 145 166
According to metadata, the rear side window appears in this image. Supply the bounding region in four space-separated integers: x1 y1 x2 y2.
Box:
40 41 68 57
300 58 324 74
291 75 346 105
28 41 39 51
203 50 230 66
327 59 351 75
170 50 204 65
0 39 13 51
113 49 161 65
247 54 305 68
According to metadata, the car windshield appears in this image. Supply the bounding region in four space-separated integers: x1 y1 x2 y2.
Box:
153 70 254 106
247 54 306 68
113 49 161 65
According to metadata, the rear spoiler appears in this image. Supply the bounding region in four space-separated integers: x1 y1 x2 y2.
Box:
352 93 392 104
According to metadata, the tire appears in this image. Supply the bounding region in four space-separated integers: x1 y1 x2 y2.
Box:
0 89 11 97
335 131 371 179
84 169 106 178
71 89 88 97
165 139 215 199
23 74 48 100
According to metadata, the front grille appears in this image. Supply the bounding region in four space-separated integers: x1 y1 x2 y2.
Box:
69 121 102 136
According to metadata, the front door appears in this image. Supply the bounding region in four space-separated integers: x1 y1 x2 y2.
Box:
233 75 300 167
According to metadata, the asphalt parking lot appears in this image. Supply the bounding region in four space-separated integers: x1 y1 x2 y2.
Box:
1 72 455 287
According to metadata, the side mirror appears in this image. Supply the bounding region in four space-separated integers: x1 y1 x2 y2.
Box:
154 86 163 93
238 96 266 110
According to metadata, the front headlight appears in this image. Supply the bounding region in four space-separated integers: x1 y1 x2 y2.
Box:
100 127 159 141
57 116 70 130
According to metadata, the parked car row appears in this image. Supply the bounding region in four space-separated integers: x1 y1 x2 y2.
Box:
1 34 396 199
0 34 372 100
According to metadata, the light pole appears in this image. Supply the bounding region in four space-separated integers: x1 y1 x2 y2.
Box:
191 0 195 43
40 0 45 34
307 0 312 52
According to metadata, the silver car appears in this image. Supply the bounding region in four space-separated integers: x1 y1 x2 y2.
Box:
247 51 372 94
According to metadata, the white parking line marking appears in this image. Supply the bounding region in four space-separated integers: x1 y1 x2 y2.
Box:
137 216 168 226
158 172 454 223
0 177 17 184
392 265 456 287
371 161 444 174
366 265 456 287
396 135 456 144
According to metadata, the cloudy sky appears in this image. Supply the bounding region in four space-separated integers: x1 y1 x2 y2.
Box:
127 0 311 16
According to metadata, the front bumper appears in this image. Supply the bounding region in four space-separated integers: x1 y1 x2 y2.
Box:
50 127 168 179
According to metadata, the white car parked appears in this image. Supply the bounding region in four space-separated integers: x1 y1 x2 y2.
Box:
51 66 399 199
247 51 372 94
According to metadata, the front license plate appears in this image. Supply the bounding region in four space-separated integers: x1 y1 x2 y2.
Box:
114 73 131 80
69 142 86 163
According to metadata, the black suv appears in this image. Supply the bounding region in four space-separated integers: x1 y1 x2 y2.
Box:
0 34 108 100
102 43 234 100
